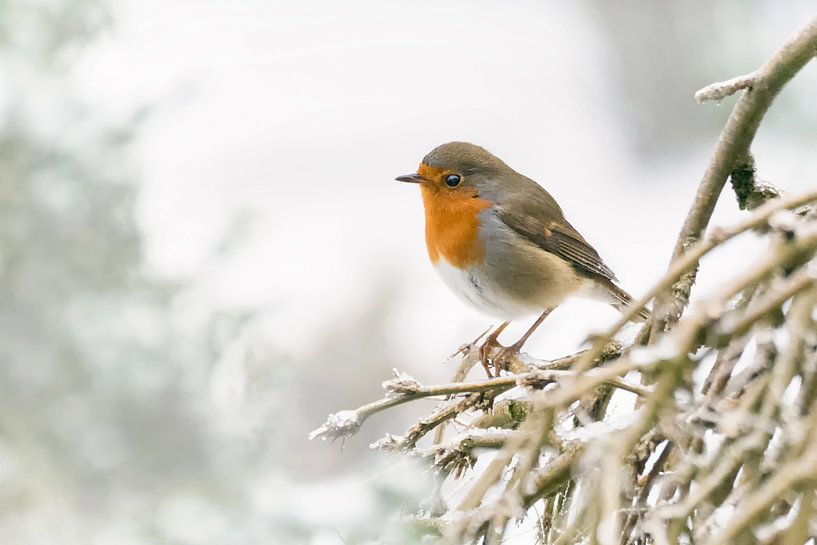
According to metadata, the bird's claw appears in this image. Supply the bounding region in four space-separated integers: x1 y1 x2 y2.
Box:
492 345 522 374
478 339 522 377
478 337 503 378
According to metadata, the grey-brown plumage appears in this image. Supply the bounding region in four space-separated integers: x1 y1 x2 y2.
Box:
421 141 649 321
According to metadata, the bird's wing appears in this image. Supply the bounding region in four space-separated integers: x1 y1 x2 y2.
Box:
495 181 618 282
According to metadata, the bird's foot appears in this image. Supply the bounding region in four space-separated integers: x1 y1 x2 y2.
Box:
492 343 524 375
478 336 502 378
479 340 524 377
476 322 511 378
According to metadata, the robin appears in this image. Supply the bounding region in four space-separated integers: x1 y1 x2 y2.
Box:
396 142 648 377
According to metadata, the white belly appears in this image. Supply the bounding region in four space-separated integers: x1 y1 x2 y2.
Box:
433 259 540 320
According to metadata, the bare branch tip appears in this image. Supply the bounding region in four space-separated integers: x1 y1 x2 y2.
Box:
694 73 757 103
308 409 362 441
370 433 405 451
382 368 422 397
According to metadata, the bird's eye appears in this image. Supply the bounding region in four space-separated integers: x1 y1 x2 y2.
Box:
445 174 462 188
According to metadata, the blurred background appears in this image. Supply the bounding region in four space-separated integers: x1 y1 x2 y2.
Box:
1 0 816 543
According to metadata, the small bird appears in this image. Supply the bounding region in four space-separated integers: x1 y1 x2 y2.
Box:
396 142 648 376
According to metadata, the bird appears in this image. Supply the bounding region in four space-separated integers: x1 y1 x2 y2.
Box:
395 141 648 377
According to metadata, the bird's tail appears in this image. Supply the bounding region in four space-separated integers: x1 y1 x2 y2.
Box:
604 281 651 321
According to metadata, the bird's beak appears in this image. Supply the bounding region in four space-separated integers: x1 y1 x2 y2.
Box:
395 173 424 184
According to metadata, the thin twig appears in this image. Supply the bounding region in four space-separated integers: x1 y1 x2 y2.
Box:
694 72 757 103
573 190 817 374
659 15 817 328
309 367 652 441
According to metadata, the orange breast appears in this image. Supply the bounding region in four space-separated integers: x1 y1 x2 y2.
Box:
421 185 492 268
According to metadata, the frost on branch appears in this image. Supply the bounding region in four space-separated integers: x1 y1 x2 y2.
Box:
382 368 421 397
310 14 817 544
308 410 361 441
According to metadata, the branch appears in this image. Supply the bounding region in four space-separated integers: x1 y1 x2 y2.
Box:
523 441 586 507
308 370 514 441
309 367 650 442
706 432 817 544
309 17 817 545
715 265 817 344
411 429 513 477
694 73 756 103
573 189 817 374
660 15 817 326
729 153 783 211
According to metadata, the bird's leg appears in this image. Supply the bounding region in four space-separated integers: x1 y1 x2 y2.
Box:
478 321 510 377
511 307 554 349
494 308 554 373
